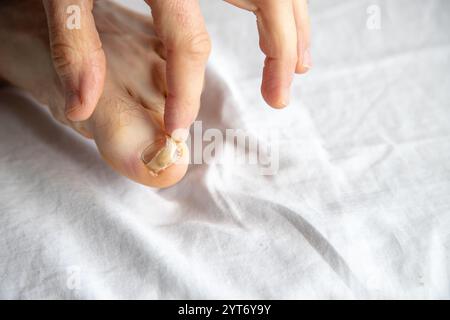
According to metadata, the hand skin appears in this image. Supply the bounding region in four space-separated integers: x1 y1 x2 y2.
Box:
225 0 312 107
42 0 311 136
0 0 191 188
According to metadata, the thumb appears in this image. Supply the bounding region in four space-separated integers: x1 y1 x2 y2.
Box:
43 0 105 121
146 0 211 140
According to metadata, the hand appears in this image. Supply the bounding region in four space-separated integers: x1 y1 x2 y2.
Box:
42 0 106 121
225 0 311 108
144 0 211 140
42 0 310 137
42 0 210 141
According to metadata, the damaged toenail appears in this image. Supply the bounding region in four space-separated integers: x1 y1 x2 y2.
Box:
141 136 183 176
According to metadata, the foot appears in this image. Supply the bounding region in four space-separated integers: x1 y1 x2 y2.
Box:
0 0 189 188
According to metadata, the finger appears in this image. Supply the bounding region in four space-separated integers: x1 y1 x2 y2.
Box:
255 0 298 108
223 0 257 11
293 0 312 74
145 0 211 140
43 0 106 121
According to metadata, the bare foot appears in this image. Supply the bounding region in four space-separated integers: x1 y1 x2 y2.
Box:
0 0 189 188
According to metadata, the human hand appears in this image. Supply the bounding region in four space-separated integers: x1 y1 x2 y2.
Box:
42 0 106 121
42 0 310 139
224 0 311 107
144 0 211 140
43 0 210 141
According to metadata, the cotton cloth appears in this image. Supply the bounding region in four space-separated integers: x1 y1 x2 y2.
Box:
0 0 449 299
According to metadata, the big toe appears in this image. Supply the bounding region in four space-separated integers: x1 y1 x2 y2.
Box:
91 95 189 188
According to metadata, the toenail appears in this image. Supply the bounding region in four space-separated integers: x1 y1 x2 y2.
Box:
141 136 183 176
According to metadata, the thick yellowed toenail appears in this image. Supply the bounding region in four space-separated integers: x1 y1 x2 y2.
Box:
141 136 183 176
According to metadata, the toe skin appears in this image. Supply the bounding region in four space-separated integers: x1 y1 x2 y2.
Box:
97 132 189 188
92 101 189 188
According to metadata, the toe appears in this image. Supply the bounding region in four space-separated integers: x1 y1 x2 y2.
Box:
91 95 188 188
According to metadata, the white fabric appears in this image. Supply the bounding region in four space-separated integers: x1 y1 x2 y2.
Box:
1 0 449 299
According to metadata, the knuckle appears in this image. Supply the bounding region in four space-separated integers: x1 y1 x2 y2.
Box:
182 32 212 59
50 38 104 75
50 40 81 72
48 28 103 74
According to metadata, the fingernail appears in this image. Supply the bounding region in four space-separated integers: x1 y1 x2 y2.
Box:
303 48 312 69
65 91 82 116
281 87 290 107
141 136 183 176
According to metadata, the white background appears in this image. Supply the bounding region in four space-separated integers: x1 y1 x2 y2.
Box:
0 0 449 298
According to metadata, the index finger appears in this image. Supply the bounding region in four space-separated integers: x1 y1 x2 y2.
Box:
145 0 211 140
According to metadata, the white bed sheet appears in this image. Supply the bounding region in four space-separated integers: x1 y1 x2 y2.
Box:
0 0 449 299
